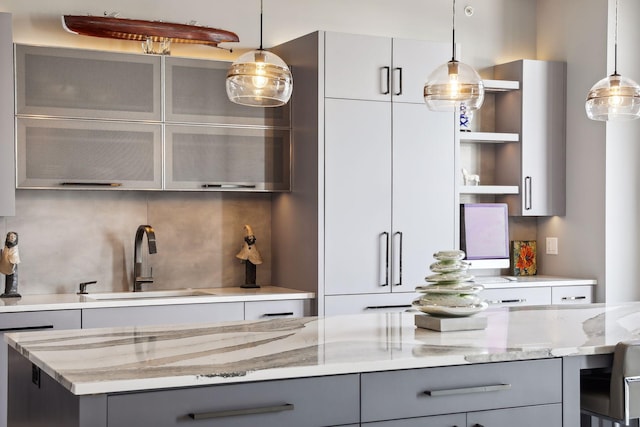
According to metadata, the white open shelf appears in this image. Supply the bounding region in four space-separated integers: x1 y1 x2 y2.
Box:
459 185 519 195
459 132 519 143
483 79 520 92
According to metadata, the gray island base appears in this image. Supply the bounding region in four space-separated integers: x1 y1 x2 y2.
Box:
7 303 640 426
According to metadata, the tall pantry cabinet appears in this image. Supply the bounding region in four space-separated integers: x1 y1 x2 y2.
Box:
272 32 456 316
0 13 14 216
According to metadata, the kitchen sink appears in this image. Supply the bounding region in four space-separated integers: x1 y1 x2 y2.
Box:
85 289 216 300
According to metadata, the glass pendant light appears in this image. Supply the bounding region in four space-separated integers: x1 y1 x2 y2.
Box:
424 0 484 112
226 0 293 107
585 0 640 121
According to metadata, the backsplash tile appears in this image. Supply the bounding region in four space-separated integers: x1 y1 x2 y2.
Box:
3 190 272 295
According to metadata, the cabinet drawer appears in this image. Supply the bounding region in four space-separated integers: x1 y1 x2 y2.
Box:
365 413 465 426
244 300 307 320
16 44 161 121
480 287 551 307
324 293 419 316
468 403 562 427
81 303 244 328
361 359 562 422
107 374 360 427
165 124 290 191
17 118 162 190
551 285 593 304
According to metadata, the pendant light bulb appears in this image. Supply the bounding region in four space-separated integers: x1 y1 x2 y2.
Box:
424 0 484 112
585 0 640 121
226 0 293 107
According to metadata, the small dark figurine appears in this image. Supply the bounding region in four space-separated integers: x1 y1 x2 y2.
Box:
0 231 21 298
235 225 263 288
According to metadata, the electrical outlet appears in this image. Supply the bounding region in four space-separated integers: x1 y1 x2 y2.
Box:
546 237 558 255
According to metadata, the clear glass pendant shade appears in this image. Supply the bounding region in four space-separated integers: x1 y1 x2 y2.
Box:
585 74 640 121
226 49 293 107
424 60 485 112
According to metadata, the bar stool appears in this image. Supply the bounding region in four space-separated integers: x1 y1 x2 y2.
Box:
581 340 640 426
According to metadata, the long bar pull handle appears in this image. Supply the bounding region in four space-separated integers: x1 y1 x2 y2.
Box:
60 182 122 187
424 383 511 397
261 312 295 317
393 231 403 286
524 176 532 210
365 304 412 310
188 403 294 420
562 296 587 301
381 66 390 95
202 184 257 189
487 299 526 305
381 231 390 286
0 325 54 333
393 67 403 96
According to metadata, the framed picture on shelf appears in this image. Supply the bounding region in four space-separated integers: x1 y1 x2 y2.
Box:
511 240 537 276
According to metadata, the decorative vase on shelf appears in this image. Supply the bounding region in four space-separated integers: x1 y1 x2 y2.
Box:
459 103 474 132
412 250 488 318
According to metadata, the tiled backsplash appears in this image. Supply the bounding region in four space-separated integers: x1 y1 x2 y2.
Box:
0 190 272 295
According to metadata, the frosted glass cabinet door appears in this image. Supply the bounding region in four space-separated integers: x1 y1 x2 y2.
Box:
165 57 290 127
324 98 392 295
165 125 290 191
15 44 161 121
17 118 162 189
392 104 455 289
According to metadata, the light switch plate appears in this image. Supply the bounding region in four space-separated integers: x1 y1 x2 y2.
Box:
546 237 558 255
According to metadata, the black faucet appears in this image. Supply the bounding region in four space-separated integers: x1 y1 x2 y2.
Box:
133 225 157 292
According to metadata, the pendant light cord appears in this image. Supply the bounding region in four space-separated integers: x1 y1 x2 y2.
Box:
613 0 618 75
259 0 264 50
451 0 456 61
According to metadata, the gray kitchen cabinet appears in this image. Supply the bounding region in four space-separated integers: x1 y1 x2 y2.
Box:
244 299 307 320
0 13 14 216
467 404 562 427
324 293 418 316
17 118 162 189
165 124 290 191
494 60 566 216
361 359 562 424
165 56 290 127
364 413 466 426
81 303 244 328
272 31 455 316
15 44 161 121
0 310 81 427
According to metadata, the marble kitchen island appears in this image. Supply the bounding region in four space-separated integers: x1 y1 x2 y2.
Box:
6 303 640 427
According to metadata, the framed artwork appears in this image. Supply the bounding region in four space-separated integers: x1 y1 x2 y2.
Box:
511 240 537 276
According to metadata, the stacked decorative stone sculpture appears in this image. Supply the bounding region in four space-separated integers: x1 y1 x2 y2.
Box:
412 250 488 318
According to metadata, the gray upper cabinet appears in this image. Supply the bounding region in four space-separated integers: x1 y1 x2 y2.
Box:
16 44 161 121
14 45 291 192
494 59 566 216
165 57 290 127
0 13 14 216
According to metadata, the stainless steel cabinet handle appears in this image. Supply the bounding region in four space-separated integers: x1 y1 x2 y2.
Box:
381 66 390 95
524 176 532 210
487 299 526 304
261 312 294 317
393 67 403 95
188 403 294 420
0 325 53 333
381 231 390 286
393 231 403 286
562 296 587 301
60 182 122 187
365 304 412 310
201 184 257 189
424 383 511 397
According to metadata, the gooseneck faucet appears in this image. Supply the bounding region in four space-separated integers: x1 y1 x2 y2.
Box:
133 225 157 292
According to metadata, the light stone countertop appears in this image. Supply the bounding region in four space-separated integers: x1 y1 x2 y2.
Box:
0 286 315 313
5 302 640 396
